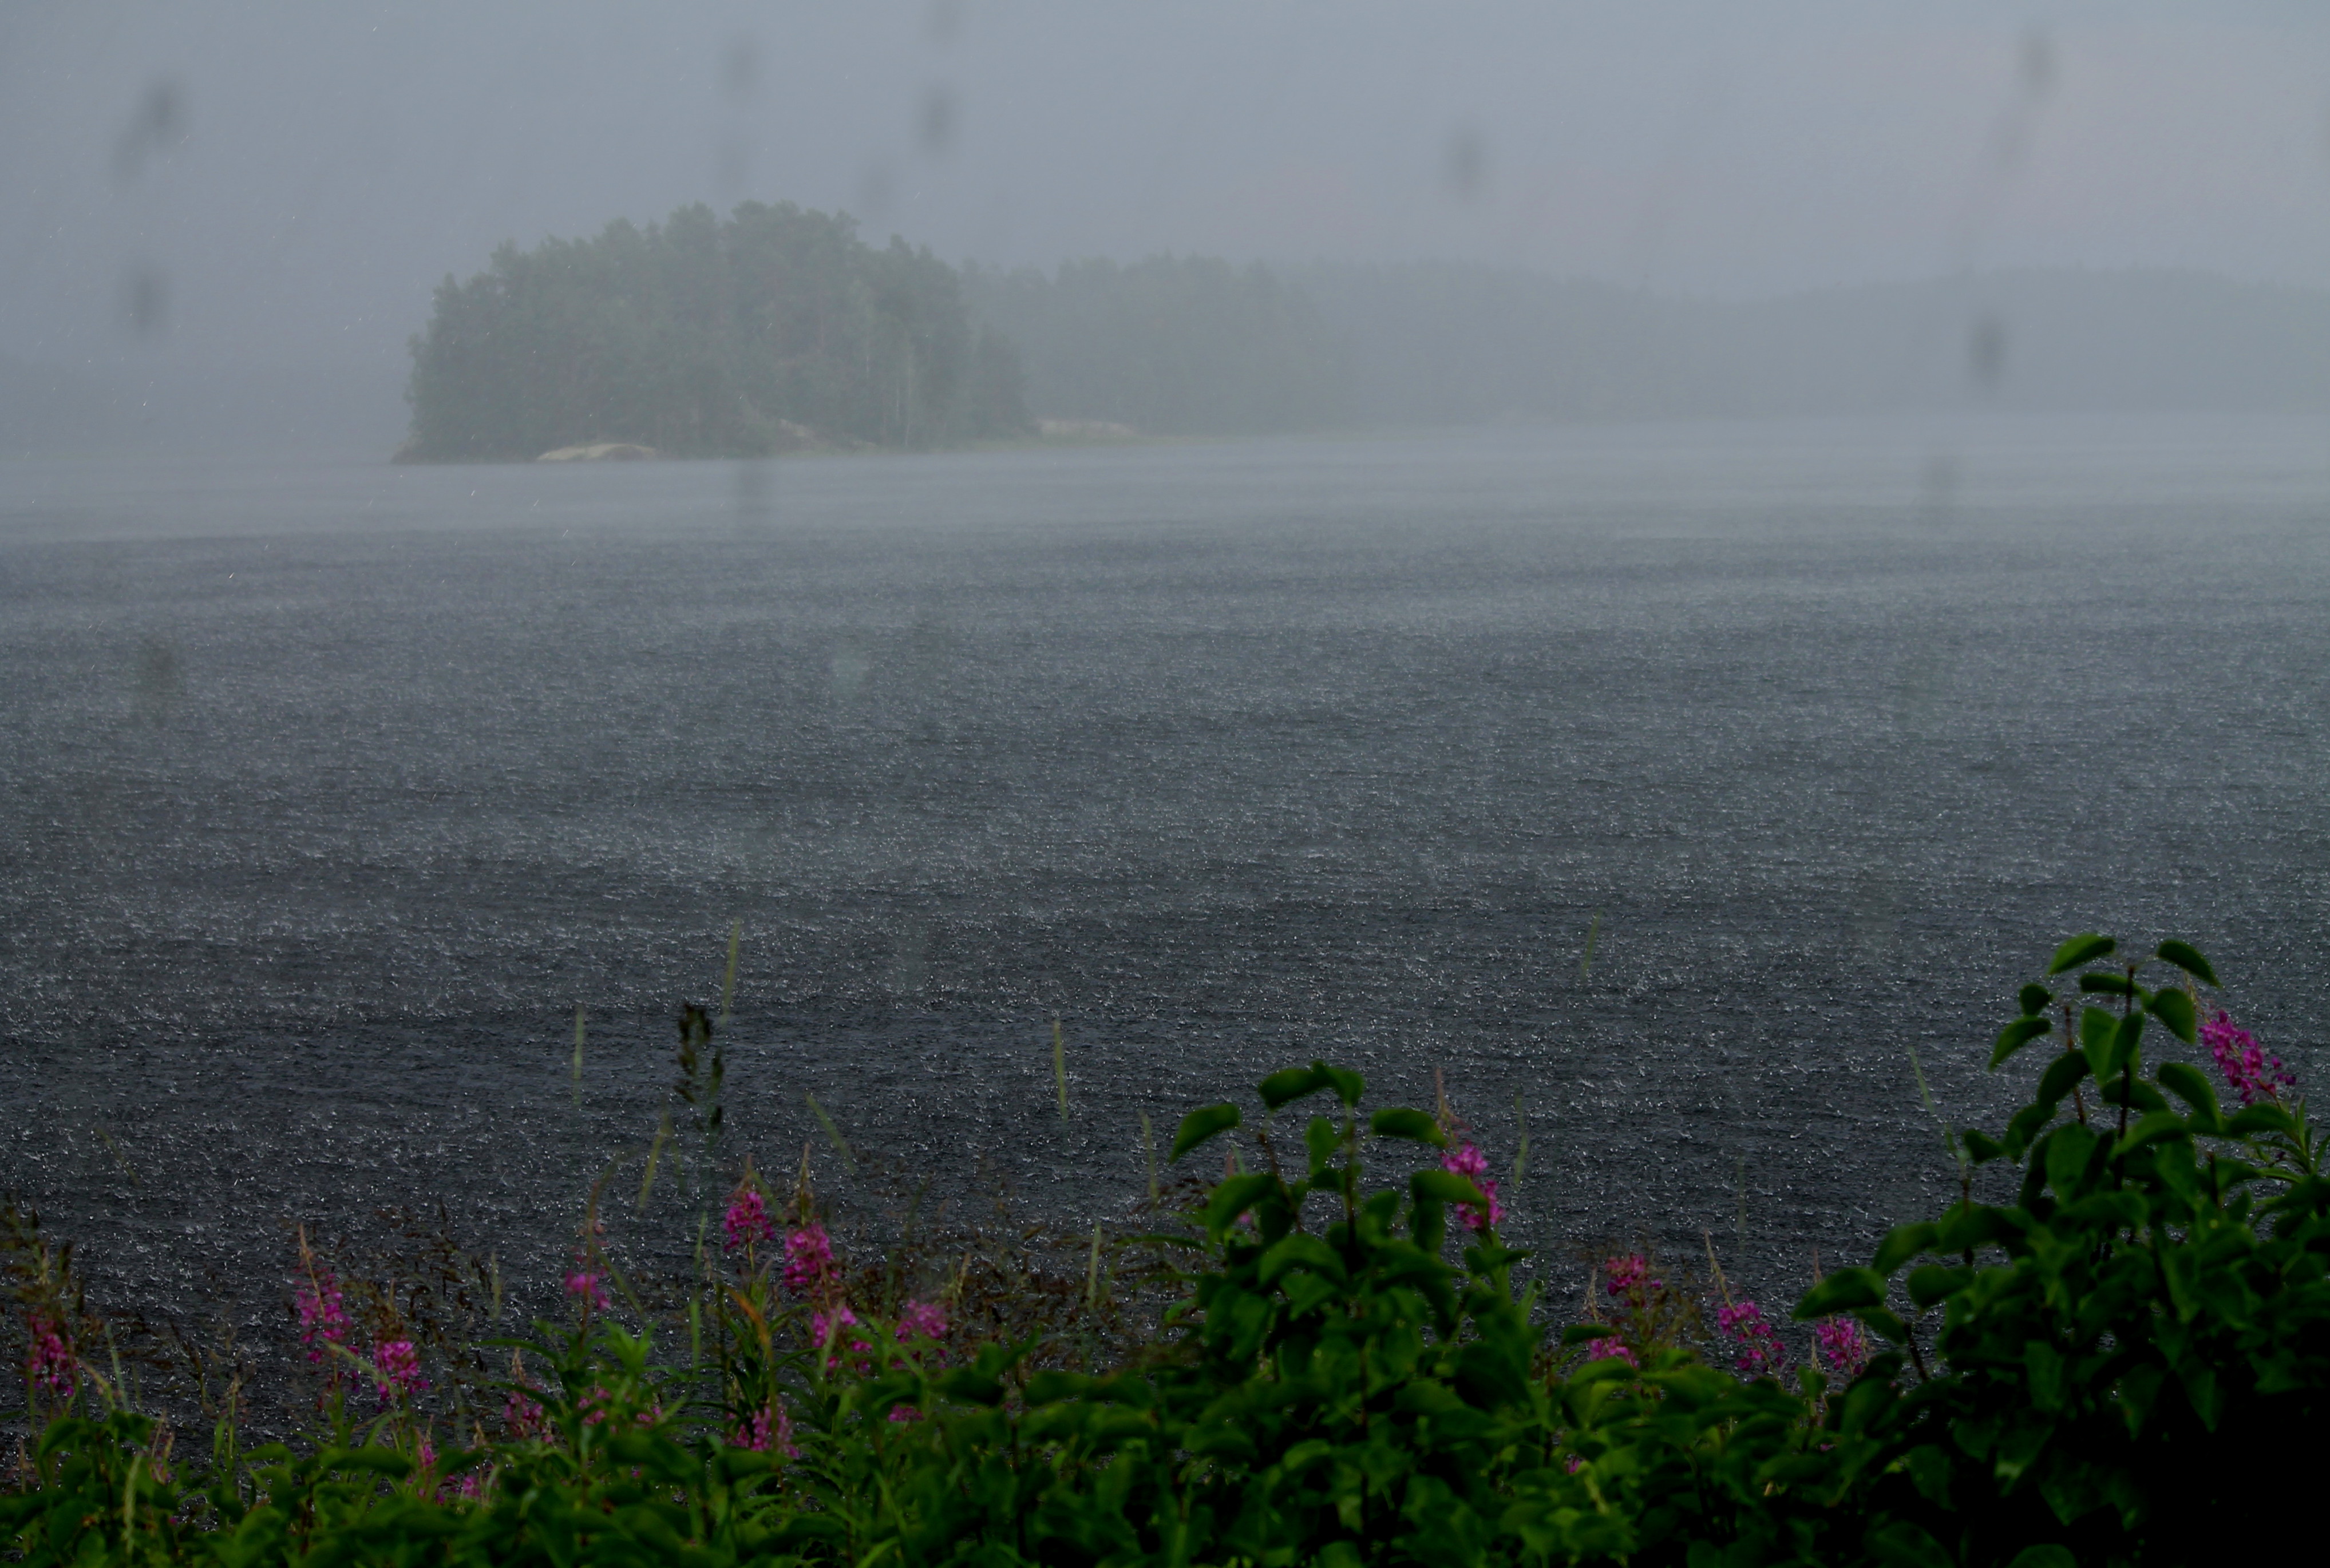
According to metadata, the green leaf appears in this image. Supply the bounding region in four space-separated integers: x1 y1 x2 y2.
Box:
1303 1115 1341 1175
2145 988 2197 1044
2018 983 2054 1017
2106 1011 2146 1079
1201 1173 1277 1237
2155 1061 2221 1125
1561 1322 1619 1347
2006 1549 2078 1568
1170 1103 1241 1162
1906 1265 1972 1308
2078 972 2135 996
1872 1222 1939 1274
1794 1267 1885 1318
1316 1061 1366 1106
1369 1106 1446 1147
2155 940 2219 988
1962 1129 2009 1165
1257 1233 1345 1288
1991 1015 2055 1068
1257 1067 1333 1111
2035 1048 2092 1108
1868 1519 1955 1567
2047 932 2116 975
1411 1168 1488 1210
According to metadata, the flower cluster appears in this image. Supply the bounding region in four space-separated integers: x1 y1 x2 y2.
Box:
295 1272 349 1366
1815 1316 1872 1380
374 1339 426 1402
730 1402 800 1456
1716 1300 1786 1378
1604 1253 1662 1300
2202 1010 2295 1107
1583 1337 1637 1367
723 1185 776 1253
1439 1141 1506 1232
782 1222 837 1296
565 1263 610 1312
897 1298 948 1343
26 1312 74 1397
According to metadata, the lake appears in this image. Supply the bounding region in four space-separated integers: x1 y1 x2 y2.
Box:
5 412 2327 1365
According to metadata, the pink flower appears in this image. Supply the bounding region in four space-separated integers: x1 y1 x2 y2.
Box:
896 1299 947 1343
730 1401 800 1456
2202 1011 2296 1107
417 1437 438 1472
1718 1300 1787 1378
26 1313 74 1397
1815 1317 1872 1380
782 1223 836 1296
1584 1337 1637 1367
1604 1254 1662 1297
565 1264 610 1311
724 1185 777 1253
295 1273 349 1366
504 1385 544 1438
374 1339 425 1402
1439 1142 1506 1232
812 1304 876 1371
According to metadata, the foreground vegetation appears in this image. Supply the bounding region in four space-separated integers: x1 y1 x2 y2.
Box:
7 933 2327 1565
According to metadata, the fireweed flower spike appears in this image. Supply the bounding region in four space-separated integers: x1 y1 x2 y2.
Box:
724 1182 777 1253
1439 1140 1506 1231
374 1339 425 1403
565 1260 611 1312
2202 1010 2297 1107
1815 1316 1872 1380
782 1221 836 1296
295 1271 349 1365
25 1312 74 1398
1718 1301 1787 1378
896 1298 948 1343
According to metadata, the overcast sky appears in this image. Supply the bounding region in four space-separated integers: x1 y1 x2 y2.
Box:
6 1 2330 377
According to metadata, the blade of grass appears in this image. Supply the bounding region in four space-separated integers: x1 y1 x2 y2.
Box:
1580 911 1602 981
1085 1222 1103 1308
1053 1019 1069 1119
807 1094 857 1176
1510 1094 1528 1187
640 1112 671 1209
93 1127 139 1187
719 919 741 1027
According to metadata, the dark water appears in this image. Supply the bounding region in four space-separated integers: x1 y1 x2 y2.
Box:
5 415 2329 1359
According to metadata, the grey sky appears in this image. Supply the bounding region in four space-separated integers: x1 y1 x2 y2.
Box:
6 1 2329 377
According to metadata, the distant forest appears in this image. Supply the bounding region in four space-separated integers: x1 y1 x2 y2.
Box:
392 197 2330 462
401 202 1031 461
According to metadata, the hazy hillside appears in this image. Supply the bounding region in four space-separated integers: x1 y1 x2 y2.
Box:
1295 264 2330 427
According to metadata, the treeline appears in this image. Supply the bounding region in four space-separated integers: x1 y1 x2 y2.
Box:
401 202 1031 461
399 199 2330 462
960 256 1348 435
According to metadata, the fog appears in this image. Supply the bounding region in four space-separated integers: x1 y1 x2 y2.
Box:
6 2 2330 454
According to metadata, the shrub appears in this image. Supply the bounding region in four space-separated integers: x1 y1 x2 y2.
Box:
6 933 2328 1565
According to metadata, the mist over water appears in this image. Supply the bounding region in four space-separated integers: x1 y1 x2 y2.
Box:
6 415 2328 1365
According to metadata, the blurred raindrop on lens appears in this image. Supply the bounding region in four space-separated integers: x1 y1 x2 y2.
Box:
722 34 758 98
733 458 770 530
122 264 169 338
1967 314 2007 391
918 84 957 157
859 159 896 218
1442 127 1488 200
113 77 185 183
926 0 962 46
2019 28 2055 99
132 636 182 727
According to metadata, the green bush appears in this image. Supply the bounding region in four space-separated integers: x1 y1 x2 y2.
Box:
6 933 2327 1565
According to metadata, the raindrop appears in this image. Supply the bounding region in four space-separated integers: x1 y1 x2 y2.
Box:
122 264 169 338
113 77 185 184
917 84 957 157
722 34 758 99
1442 126 1488 200
1967 314 2007 391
